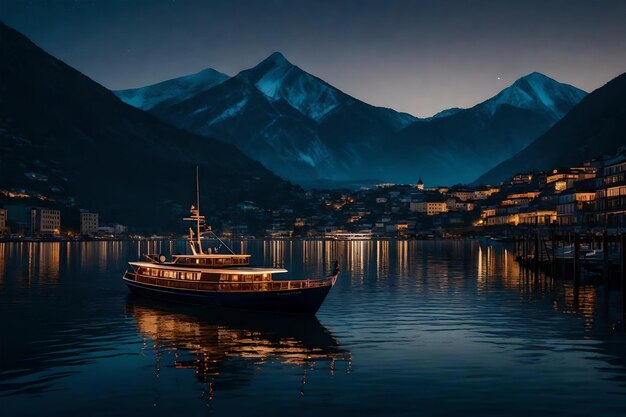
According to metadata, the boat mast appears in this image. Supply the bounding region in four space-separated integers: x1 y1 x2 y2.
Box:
184 166 205 255
184 166 236 256
195 166 203 255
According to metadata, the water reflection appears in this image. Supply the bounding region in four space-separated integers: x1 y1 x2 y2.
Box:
2 239 626 416
0 239 614 332
126 296 350 397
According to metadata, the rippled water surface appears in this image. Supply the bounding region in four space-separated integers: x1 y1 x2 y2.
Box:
2 239 626 416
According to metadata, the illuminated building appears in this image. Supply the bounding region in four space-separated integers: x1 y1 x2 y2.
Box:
80 211 99 236
556 190 595 225
30 208 61 236
410 201 448 216
592 154 626 227
517 210 557 225
0 208 7 233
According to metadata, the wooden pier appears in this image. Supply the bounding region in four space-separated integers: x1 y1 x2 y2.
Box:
508 229 626 322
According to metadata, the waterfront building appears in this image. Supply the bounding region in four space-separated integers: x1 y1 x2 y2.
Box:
486 213 519 226
98 223 128 236
114 224 128 235
518 210 557 225
385 223 409 234
592 153 626 227
80 211 99 236
266 228 293 238
30 208 61 236
556 190 595 226
0 208 7 233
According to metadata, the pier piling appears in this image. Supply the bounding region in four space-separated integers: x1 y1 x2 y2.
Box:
622 233 626 324
604 230 610 291
574 233 580 287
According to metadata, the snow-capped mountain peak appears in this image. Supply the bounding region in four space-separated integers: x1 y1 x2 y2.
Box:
236 52 345 121
263 51 290 66
114 67 229 110
481 72 587 119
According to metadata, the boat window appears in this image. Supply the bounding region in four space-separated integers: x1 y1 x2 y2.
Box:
203 273 220 282
179 272 200 281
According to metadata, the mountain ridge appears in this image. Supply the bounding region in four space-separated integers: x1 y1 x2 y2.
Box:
116 52 587 186
115 67 229 111
0 21 297 231
476 72 626 184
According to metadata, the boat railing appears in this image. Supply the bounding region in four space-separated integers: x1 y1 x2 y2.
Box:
125 270 335 292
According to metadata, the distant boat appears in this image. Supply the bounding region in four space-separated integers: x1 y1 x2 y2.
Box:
122 168 339 314
328 231 372 240
489 236 515 244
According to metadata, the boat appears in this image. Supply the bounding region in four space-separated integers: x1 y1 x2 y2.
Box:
122 169 340 314
327 230 372 240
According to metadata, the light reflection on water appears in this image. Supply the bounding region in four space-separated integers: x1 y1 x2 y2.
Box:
1 239 626 416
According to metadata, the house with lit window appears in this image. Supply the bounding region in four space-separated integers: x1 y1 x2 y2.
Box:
31 208 61 236
593 153 626 228
410 201 448 216
556 190 595 226
518 210 557 225
0 208 7 234
80 211 99 236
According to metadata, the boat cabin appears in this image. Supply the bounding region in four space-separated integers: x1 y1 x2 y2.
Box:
171 254 251 267
135 264 285 283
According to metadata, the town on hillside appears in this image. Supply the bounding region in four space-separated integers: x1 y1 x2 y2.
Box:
2 149 626 240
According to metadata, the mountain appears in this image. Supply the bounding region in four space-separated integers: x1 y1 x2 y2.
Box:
380 72 587 185
428 107 463 120
476 72 626 184
115 67 229 110
152 75 329 180
236 52 345 121
0 22 298 231
144 52 419 182
120 53 586 186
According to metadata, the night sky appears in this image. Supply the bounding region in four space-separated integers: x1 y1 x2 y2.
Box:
2 0 626 117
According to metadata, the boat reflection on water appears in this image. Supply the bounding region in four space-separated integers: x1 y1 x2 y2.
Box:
125 295 351 398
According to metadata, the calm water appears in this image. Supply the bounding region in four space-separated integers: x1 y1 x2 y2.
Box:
2 239 626 416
